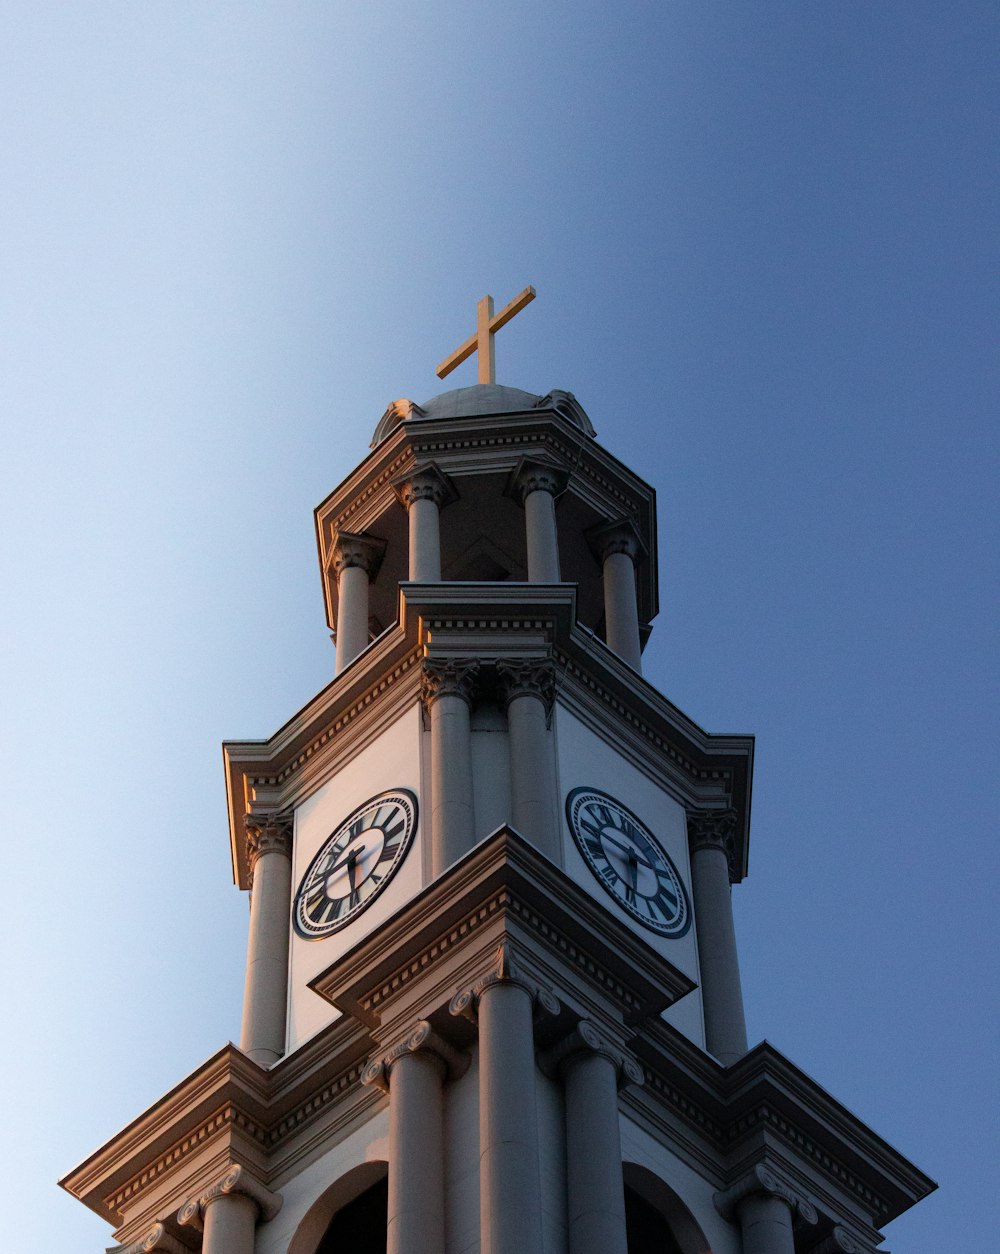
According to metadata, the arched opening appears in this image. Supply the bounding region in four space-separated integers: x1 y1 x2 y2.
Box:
623 1162 715 1254
288 1161 388 1254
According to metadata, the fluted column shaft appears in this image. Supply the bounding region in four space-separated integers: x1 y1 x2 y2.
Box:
423 659 479 877
478 980 544 1254
387 1050 446 1254
202 1193 257 1254
240 814 292 1067
498 659 559 863
564 1048 628 1254
688 809 747 1065
333 532 386 675
737 1193 796 1254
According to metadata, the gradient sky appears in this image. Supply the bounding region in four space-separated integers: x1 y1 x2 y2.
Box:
1 3 996 1249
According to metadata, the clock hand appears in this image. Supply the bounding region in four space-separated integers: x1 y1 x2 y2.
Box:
600 831 657 870
324 840 368 878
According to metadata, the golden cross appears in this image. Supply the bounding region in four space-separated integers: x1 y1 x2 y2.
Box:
436 286 536 385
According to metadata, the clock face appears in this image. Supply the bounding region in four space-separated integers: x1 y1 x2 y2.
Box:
565 787 690 937
293 788 418 940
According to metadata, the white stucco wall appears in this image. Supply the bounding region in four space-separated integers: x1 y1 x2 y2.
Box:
287 703 424 1052
555 702 706 1048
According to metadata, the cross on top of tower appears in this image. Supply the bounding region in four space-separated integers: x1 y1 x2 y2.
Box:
436 285 536 385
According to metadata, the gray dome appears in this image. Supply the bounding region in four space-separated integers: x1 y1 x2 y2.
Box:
419 384 543 419
371 384 596 446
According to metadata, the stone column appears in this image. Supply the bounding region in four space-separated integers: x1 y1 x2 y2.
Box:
363 1022 465 1254
332 531 386 674
452 944 545 1254
714 1165 817 1254
507 459 569 583
587 519 645 673
687 808 748 1066
392 462 457 582
179 1165 282 1254
547 1022 643 1254
496 657 560 863
240 810 293 1067
422 657 479 877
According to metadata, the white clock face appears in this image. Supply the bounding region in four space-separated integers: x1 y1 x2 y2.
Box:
293 789 418 939
566 787 691 937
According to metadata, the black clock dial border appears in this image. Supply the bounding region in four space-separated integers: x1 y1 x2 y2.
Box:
565 786 691 938
293 787 418 940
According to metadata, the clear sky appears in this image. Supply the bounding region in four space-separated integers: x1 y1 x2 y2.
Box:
1 2 996 1249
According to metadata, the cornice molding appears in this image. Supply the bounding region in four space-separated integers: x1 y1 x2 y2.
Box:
311 827 695 1037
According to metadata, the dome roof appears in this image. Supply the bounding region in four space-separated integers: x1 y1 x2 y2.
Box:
420 383 543 419
371 384 596 446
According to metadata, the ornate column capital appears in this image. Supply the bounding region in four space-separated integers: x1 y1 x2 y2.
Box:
420 656 480 712
362 1019 469 1092
541 1019 644 1090
244 809 292 878
178 1164 282 1231
807 1228 871 1254
686 807 738 881
586 517 646 567
496 656 556 721
391 461 458 512
329 530 387 583
107 1223 188 1253
714 1164 818 1228
449 941 561 1025
505 456 570 506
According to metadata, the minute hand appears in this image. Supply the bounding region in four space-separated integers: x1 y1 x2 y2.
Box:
600 831 657 871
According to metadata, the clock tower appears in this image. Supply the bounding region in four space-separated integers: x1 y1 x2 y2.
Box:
62 293 934 1254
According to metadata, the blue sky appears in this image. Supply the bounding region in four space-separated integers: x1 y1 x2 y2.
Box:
1 3 996 1248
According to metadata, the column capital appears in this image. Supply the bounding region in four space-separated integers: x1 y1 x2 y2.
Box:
505 455 570 506
496 656 556 719
178 1164 282 1231
330 530 387 582
107 1223 188 1253
362 1019 469 1092
586 516 646 567
541 1019 644 1090
244 809 292 879
807 1228 870 1254
449 941 560 1024
420 656 480 712
391 461 458 511
686 807 739 881
714 1164 818 1227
